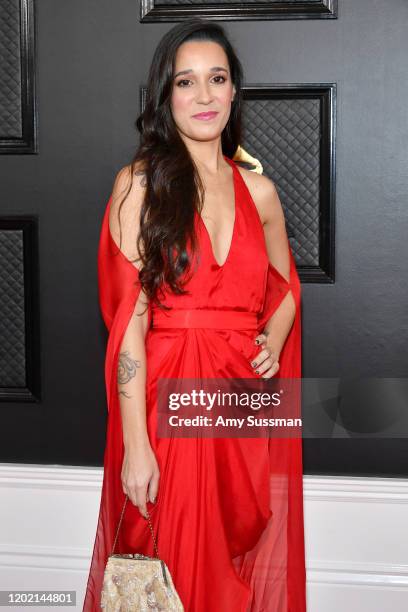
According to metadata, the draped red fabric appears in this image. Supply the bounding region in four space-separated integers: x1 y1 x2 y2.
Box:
83 156 306 611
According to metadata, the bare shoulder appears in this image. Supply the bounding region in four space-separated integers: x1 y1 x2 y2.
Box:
235 165 284 226
109 162 146 266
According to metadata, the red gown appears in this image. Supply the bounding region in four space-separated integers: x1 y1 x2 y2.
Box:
83 155 306 611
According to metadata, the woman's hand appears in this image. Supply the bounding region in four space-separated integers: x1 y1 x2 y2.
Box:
251 330 280 378
121 439 160 519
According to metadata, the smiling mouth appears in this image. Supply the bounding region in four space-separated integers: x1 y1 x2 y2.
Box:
192 112 219 120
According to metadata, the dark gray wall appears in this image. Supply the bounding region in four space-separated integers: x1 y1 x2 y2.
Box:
1 0 407 474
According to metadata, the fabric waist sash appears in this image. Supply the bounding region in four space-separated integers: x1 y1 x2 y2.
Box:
152 308 259 330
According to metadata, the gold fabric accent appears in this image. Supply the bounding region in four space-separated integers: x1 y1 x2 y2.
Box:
232 145 264 174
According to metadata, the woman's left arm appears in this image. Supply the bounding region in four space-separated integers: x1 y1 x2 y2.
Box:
245 171 296 378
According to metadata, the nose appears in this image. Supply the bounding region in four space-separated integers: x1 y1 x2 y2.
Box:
196 81 213 104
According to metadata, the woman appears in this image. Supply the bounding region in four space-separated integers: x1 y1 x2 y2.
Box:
83 18 306 612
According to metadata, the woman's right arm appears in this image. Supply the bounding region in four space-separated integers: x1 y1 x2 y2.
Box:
109 165 160 519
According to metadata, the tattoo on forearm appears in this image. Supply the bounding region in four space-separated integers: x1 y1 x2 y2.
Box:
117 351 141 398
119 389 132 398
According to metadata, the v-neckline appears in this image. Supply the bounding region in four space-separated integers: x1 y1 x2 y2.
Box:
197 155 238 270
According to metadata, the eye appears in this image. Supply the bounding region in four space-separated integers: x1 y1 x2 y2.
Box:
212 75 227 84
176 79 192 88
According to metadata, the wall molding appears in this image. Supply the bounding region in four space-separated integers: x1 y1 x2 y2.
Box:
1 464 407 607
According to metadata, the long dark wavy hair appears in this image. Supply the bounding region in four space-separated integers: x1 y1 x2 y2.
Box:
115 19 244 312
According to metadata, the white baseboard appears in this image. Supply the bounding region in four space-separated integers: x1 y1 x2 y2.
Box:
0 464 407 611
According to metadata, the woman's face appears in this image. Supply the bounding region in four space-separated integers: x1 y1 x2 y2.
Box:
170 40 236 143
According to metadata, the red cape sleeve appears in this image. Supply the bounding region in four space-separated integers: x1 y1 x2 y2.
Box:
83 196 153 611
97 195 152 413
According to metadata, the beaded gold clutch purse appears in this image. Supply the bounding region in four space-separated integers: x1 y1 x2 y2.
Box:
101 494 184 611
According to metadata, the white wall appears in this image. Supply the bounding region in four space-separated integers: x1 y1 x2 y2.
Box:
0 463 407 611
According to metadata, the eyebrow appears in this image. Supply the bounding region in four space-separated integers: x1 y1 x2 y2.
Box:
173 66 229 79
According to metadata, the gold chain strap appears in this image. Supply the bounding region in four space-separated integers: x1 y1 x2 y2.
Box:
111 494 160 558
